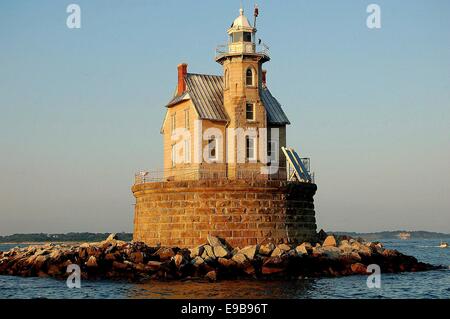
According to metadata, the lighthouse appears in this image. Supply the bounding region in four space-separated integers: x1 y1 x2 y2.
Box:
133 7 317 248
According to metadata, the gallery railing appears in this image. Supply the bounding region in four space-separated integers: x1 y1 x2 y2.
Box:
134 167 290 185
215 42 270 59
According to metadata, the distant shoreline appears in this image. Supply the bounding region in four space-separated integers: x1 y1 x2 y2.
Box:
0 231 449 244
0 232 132 244
330 231 450 241
0 241 82 245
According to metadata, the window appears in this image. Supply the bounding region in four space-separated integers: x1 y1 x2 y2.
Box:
224 69 229 89
243 32 252 42
231 32 252 43
184 109 189 129
232 32 243 43
171 145 176 167
246 136 256 161
267 140 278 164
208 138 217 161
267 141 272 158
171 113 176 133
184 139 190 163
246 102 255 121
246 68 254 86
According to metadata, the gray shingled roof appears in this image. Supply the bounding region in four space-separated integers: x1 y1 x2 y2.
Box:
166 73 290 125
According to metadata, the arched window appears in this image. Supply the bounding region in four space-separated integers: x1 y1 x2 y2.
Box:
224 69 229 89
246 68 254 86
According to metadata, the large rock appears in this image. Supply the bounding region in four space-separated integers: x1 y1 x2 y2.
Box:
147 261 162 271
202 245 216 260
205 270 217 282
154 247 175 261
189 245 204 258
105 253 117 261
112 261 128 270
271 244 290 257
323 235 337 247
277 244 291 251
207 235 224 248
47 264 61 276
261 266 284 275
213 245 229 258
243 264 256 276
33 255 49 269
259 243 275 256
350 263 367 274
271 247 283 257
130 252 144 264
86 246 101 258
231 253 247 265
49 249 63 260
86 256 98 267
355 244 372 256
321 246 341 259
191 256 205 267
382 249 399 257
173 254 183 268
350 241 362 249
134 263 145 272
106 233 118 241
295 243 310 256
239 246 257 260
218 258 236 268
261 256 285 275
339 240 353 253
340 251 362 263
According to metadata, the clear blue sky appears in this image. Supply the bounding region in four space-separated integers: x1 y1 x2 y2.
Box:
0 0 449 235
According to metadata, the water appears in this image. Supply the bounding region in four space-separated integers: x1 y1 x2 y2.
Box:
0 239 449 299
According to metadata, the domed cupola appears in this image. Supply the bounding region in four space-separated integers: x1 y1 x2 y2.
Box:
227 8 256 54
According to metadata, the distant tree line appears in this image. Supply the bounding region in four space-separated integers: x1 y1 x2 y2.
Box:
0 232 133 243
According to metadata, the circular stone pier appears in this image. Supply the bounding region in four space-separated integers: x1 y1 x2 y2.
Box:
132 179 318 247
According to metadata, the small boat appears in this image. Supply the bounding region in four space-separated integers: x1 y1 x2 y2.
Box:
439 241 448 248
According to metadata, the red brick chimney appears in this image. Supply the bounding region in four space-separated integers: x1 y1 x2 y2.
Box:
177 63 187 95
262 69 267 86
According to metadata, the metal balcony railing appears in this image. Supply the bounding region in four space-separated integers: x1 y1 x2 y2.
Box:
215 42 270 59
134 167 291 185
134 166 316 184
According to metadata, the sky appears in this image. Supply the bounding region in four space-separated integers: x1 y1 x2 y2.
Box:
0 0 449 235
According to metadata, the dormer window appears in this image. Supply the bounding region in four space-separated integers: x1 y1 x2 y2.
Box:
246 68 254 86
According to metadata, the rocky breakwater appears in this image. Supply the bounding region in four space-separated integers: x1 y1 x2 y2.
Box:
0 233 437 282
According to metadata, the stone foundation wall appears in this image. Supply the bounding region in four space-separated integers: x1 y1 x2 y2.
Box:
132 180 317 247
